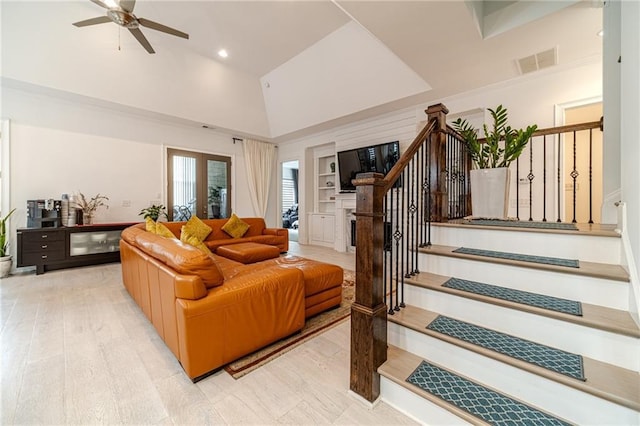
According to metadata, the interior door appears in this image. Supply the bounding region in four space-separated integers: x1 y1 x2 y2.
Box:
167 148 231 221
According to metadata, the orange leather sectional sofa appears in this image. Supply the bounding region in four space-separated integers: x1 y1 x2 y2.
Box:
119 219 343 381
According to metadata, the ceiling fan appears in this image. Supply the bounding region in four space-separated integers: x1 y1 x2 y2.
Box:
73 0 189 54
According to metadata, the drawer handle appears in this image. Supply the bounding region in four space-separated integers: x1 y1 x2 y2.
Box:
41 245 48 249
41 255 48 259
41 235 48 239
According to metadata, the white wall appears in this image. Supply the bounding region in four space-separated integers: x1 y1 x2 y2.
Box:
2 85 278 262
280 58 603 226
619 0 640 323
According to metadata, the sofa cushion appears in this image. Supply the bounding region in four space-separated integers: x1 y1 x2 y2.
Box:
184 216 213 241
132 229 224 289
216 242 280 264
221 214 250 238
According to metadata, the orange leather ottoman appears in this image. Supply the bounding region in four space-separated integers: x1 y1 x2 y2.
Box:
272 255 344 318
216 242 281 264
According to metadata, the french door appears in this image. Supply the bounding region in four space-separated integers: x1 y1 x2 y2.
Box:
167 148 231 221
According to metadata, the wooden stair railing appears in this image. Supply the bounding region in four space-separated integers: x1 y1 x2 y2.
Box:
350 103 447 402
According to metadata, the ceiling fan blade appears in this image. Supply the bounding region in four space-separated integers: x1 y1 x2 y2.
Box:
118 0 136 13
90 0 109 9
73 16 112 27
138 18 189 39
128 28 155 54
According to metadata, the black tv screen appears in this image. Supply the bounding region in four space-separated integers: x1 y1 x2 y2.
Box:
337 141 401 192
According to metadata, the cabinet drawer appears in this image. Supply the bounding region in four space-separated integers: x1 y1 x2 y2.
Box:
22 240 65 254
20 230 65 243
21 250 65 265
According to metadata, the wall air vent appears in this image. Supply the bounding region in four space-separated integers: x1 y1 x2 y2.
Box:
516 47 558 75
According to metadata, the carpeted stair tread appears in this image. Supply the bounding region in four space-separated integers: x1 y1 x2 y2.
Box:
464 219 579 231
453 247 579 268
388 306 640 411
407 360 571 425
427 315 586 380
434 220 621 238
420 244 630 282
443 277 582 316
404 271 640 338
380 346 571 425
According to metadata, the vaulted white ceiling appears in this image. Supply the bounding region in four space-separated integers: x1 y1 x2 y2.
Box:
1 1 602 141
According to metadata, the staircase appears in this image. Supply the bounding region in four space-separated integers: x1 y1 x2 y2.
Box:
378 221 640 425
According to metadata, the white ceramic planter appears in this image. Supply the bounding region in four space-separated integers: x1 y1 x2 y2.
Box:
470 168 510 219
0 255 12 278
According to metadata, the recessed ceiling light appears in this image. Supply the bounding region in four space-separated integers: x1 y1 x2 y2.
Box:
218 49 228 58
597 29 604 37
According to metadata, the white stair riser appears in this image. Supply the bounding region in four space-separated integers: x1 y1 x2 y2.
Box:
380 378 472 425
388 324 639 425
418 255 629 310
401 284 639 372
430 225 621 264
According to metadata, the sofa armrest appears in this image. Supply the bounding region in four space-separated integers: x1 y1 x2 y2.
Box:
263 227 288 238
174 274 209 300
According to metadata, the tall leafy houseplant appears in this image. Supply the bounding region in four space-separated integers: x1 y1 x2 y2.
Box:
452 105 538 219
452 105 538 169
0 208 16 278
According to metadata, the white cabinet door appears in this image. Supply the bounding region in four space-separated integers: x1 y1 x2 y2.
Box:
309 214 335 247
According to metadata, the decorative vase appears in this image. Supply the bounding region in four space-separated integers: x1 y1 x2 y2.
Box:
83 212 94 225
0 256 12 278
470 168 510 219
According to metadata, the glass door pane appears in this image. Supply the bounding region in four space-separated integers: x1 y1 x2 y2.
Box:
168 150 197 221
206 158 230 219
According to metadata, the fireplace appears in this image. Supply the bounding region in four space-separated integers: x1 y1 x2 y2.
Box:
350 220 392 251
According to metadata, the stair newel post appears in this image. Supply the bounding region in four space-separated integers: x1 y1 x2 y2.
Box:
426 104 449 222
350 172 388 403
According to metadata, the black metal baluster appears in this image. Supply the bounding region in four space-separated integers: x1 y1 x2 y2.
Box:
557 133 562 222
571 130 578 223
589 129 594 224
388 188 395 315
418 144 425 248
397 183 403 312
543 135 547 222
528 140 534 221
516 157 520 220
426 137 432 246
408 157 415 277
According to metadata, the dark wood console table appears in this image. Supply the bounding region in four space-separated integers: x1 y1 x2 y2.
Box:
17 222 138 275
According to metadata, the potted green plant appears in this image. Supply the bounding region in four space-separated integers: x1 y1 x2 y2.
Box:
208 187 221 219
0 208 16 278
452 105 537 218
139 204 168 222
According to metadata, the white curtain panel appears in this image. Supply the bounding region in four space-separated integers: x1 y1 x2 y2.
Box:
243 139 276 217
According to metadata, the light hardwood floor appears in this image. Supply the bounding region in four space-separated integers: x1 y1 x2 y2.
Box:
0 241 417 425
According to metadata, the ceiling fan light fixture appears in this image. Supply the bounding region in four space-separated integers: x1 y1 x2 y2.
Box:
104 0 118 8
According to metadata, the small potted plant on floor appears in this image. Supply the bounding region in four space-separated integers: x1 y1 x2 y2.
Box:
0 208 16 278
452 105 537 219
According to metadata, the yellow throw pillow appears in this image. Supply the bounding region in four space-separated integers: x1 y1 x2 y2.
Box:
180 228 213 255
221 213 250 238
145 217 176 239
155 222 176 239
183 216 212 241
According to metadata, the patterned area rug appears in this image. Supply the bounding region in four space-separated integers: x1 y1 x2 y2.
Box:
224 270 355 379
407 361 571 426
453 247 580 268
464 219 579 231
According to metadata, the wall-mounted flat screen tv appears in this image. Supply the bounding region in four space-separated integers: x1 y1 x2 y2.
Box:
337 141 401 192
